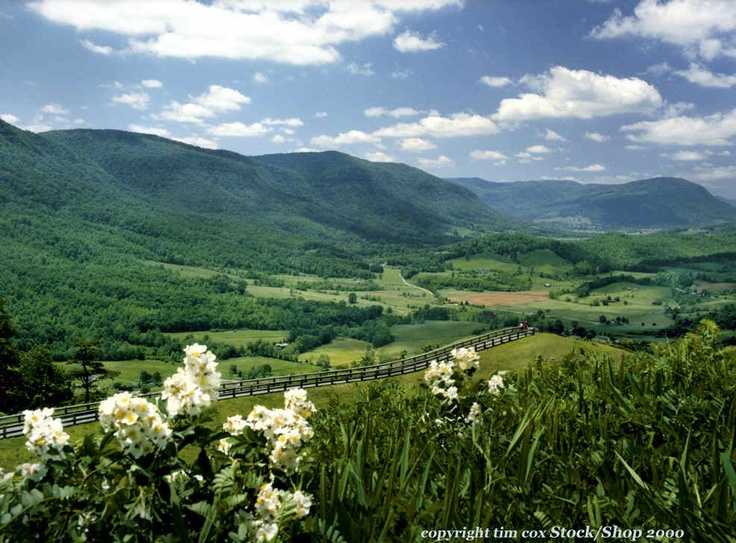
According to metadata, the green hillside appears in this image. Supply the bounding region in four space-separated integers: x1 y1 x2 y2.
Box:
450 176 736 230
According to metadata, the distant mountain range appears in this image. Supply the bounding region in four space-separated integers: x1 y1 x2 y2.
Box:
448 176 736 231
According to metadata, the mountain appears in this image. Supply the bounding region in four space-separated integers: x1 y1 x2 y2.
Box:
448 177 736 231
1 121 510 272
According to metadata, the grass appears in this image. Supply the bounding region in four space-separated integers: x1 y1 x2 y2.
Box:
0 333 625 471
166 329 287 347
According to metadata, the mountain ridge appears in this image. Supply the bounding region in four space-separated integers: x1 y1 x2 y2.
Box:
448 176 736 231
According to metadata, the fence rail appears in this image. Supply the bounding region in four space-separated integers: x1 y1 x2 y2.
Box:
0 326 534 440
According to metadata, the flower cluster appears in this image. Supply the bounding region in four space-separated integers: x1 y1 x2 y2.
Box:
238 482 312 542
242 389 315 474
23 407 70 462
488 373 505 395
451 347 480 373
98 392 172 458
424 359 458 401
162 343 221 417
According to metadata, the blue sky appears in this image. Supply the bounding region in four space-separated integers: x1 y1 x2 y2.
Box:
2 0 736 197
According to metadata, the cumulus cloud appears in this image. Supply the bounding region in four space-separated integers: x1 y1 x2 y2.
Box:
172 135 219 149
311 130 381 147
112 91 150 110
417 155 454 168
585 132 610 142
675 63 736 88
671 150 706 160
1 113 20 124
480 75 512 88
40 103 68 115
158 85 250 123
470 150 508 160
128 124 170 137
374 112 499 138
590 0 736 61
347 62 375 76
555 164 606 172
261 117 304 127
543 128 566 141
526 145 551 154
207 122 270 137
393 29 443 52
621 107 736 145
400 137 437 151
364 151 396 162
141 79 163 88
494 66 662 122
80 39 113 54
364 106 420 118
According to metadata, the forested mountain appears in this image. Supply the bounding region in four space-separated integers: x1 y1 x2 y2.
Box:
0 120 509 354
449 176 736 230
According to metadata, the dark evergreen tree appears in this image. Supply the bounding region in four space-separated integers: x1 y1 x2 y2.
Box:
0 300 21 414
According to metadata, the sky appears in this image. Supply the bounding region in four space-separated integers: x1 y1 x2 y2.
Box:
1 0 736 198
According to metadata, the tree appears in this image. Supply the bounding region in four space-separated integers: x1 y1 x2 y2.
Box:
348 292 358 304
68 338 119 403
17 346 73 409
0 300 21 414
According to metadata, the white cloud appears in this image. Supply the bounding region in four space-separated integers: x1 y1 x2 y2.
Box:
555 164 606 172
480 75 512 88
417 155 454 168
590 0 736 61
675 63 736 88
400 137 437 151
80 39 113 55
688 164 736 181
364 106 420 118
470 149 508 160
314 111 328 118
253 72 269 84
393 29 443 52
585 132 610 142
22 123 53 133
1 113 20 124
347 62 375 76
158 85 250 123
374 112 499 138
671 150 706 160
261 117 303 127
172 135 219 149
311 130 381 147
621 107 736 145
526 145 551 154
364 151 396 162
30 0 450 65
207 122 271 137
128 124 170 137
494 66 662 122
391 70 411 79
141 79 163 88
40 103 68 115
543 128 566 141
112 91 150 110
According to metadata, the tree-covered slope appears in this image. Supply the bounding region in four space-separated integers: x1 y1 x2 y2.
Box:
449 176 736 230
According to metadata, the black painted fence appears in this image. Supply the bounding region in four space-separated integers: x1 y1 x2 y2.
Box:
0 326 534 440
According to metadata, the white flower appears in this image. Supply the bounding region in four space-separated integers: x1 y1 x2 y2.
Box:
488 374 505 395
223 414 247 435
98 393 171 458
452 347 480 373
18 462 47 482
291 490 312 519
162 344 221 417
466 402 482 423
22 408 69 462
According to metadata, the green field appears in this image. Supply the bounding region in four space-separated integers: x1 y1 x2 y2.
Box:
0 333 625 471
166 329 288 347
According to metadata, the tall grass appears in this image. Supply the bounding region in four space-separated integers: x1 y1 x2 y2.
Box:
305 321 736 542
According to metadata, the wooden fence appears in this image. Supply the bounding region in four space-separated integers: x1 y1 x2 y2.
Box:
0 326 534 440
